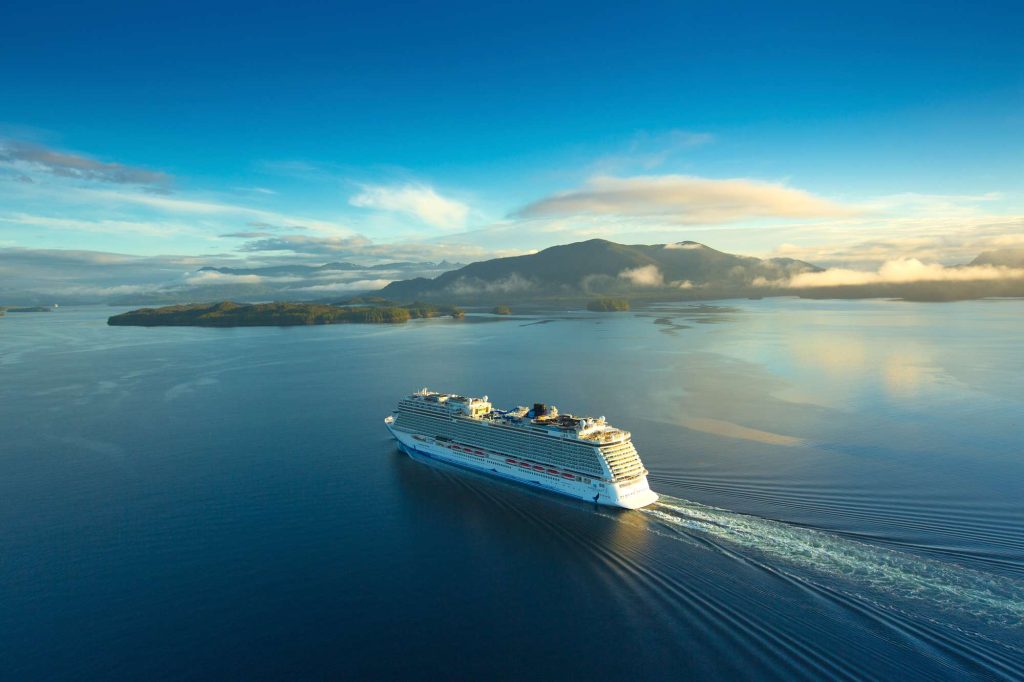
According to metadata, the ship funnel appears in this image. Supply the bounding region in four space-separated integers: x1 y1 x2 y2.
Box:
533 402 547 417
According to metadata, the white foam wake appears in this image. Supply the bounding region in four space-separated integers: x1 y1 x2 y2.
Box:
644 495 1024 632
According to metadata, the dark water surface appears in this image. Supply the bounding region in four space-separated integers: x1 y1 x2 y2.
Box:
2 300 1022 680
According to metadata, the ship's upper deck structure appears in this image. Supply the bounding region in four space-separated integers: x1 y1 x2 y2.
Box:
405 388 629 444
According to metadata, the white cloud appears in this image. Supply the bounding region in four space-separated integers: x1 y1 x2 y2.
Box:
1 212 203 238
82 188 351 235
182 271 303 285
764 217 1024 268
514 175 859 224
34 283 165 297
616 264 696 289
0 173 355 240
293 279 394 293
447 274 536 296
782 259 1024 288
349 184 469 230
618 264 665 287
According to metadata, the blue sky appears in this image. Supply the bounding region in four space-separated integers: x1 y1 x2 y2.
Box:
1 0 1022 288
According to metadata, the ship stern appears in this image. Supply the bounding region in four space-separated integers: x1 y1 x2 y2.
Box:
607 477 659 509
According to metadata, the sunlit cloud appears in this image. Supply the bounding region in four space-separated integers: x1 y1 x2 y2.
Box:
514 175 859 224
782 258 1024 287
349 183 470 229
618 264 665 287
766 217 1024 268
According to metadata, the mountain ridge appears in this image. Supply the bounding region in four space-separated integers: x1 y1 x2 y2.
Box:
379 239 821 301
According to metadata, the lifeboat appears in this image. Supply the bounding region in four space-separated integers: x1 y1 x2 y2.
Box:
518 462 532 468
561 473 576 480
532 465 545 472
546 469 558 475
506 458 517 464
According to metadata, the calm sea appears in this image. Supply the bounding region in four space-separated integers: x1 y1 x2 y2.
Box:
2 299 1022 680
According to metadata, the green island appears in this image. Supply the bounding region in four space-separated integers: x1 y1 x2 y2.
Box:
586 298 630 312
492 305 512 315
108 301 464 327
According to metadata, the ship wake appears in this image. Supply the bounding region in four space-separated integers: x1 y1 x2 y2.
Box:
632 495 1024 637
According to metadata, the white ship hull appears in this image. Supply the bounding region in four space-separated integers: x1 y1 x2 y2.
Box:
386 418 659 510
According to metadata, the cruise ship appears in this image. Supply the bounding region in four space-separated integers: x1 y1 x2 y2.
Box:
384 389 659 509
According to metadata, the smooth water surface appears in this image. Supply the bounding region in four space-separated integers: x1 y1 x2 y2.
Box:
2 299 1022 680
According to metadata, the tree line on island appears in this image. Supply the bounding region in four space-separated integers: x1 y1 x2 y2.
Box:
106 297 638 327
108 300 465 327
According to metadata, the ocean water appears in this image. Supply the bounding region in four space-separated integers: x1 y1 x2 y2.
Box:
1 299 1022 680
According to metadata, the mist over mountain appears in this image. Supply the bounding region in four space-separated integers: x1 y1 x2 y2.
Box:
379 239 821 301
0 249 463 306
377 239 1024 303
3 241 1023 307
102 260 466 305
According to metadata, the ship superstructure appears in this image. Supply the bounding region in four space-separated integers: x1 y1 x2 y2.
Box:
384 389 659 509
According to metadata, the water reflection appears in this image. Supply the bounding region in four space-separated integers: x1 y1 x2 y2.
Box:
702 304 959 408
4 301 1023 680
677 416 804 447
